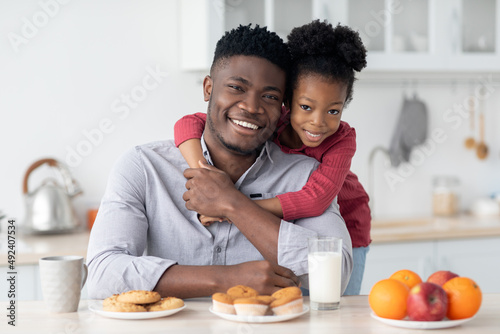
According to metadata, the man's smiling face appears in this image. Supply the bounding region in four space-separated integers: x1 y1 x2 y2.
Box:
203 55 286 156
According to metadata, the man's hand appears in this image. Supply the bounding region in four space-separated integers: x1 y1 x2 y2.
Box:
154 260 300 299
183 161 243 218
227 261 300 295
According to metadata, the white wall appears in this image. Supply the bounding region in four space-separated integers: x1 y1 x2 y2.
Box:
0 0 207 229
1 1 499 231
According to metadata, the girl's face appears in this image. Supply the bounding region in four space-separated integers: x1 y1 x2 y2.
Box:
288 74 348 148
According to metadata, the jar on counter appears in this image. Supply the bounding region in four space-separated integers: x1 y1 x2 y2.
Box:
432 176 460 216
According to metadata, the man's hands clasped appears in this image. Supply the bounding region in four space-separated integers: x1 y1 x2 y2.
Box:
183 161 238 224
182 161 300 293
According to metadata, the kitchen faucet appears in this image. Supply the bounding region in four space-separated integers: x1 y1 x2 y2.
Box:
367 146 391 218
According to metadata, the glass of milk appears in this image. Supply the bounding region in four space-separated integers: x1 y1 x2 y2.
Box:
308 237 342 310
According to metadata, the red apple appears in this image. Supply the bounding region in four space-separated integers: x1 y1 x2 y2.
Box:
407 282 448 321
427 270 459 287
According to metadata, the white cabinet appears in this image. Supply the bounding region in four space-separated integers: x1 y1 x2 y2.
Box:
179 0 500 72
437 238 500 294
327 0 446 71
360 237 500 295
328 0 500 71
360 241 435 294
446 0 500 70
180 0 319 71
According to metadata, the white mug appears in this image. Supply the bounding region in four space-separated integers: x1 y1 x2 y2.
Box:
39 256 88 313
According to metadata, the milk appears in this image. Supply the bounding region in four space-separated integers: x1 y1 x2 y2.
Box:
308 251 342 304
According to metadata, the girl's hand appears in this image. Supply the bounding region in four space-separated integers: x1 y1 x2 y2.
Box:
198 215 232 226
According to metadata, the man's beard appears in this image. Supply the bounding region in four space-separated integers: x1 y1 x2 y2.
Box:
206 97 265 156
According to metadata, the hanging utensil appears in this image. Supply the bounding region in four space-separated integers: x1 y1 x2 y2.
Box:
388 86 428 167
464 96 476 149
476 97 488 160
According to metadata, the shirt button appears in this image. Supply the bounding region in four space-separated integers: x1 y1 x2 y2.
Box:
215 246 222 253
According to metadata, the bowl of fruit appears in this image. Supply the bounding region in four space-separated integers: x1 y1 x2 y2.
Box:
369 269 481 329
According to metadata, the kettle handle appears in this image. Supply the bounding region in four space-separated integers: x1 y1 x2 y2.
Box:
22 158 60 194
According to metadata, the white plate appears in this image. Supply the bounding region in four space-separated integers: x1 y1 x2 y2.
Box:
209 305 309 323
371 313 474 329
88 301 186 320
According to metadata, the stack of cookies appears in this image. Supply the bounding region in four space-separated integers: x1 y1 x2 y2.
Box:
103 290 184 312
212 285 303 316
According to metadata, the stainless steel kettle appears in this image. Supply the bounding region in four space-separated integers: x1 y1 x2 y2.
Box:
22 158 83 234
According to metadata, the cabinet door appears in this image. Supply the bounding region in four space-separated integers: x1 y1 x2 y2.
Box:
180 0 309 71
446 0 500 70
327 0 447 71
179 0 500 71
274 0 313 40
327 0 500 71
437 237 500 293
360 241 435 295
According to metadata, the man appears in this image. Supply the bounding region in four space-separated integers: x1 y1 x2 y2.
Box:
86 25 352 299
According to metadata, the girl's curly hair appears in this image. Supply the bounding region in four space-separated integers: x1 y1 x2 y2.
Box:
286 20 367 106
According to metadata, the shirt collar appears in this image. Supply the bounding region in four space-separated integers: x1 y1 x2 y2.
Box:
200 134 213 165
200 134 275 168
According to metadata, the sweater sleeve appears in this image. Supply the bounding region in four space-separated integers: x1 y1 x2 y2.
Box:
174 113 207 147
277 130 357 221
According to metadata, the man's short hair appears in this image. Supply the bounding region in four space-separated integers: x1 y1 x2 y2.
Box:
211 24 291 74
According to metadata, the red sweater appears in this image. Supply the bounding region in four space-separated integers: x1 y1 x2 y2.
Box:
174 112 371 247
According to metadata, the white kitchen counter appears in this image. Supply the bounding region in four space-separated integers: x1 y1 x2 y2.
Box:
3 295 499 334
2 215 500 266
2 216 500 300
371 215 500 243
0 230 90 266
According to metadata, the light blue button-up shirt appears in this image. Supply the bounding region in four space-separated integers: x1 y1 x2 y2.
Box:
86 138 352 298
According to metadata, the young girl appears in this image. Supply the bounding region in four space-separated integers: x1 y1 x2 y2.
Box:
174 20 371 295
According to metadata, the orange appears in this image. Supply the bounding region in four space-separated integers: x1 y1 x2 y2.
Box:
442 277 482 320
369 278 410 320
389 269 422 289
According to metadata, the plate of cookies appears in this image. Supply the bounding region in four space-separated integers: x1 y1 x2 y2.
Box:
209 285 309 323
89 290 186 320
